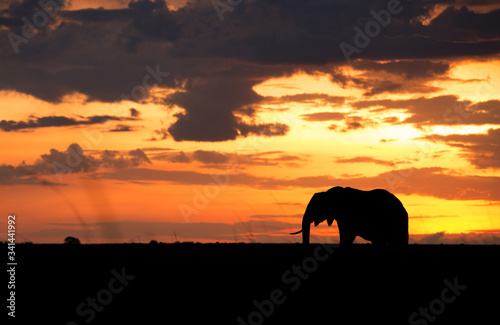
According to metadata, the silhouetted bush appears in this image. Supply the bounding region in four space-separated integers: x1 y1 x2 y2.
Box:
64 236 81 245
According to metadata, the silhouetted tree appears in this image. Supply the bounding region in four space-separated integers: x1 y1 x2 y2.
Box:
149 240 159 245
64 236 81 245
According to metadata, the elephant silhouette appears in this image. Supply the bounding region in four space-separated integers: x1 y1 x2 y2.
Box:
291 186 408 251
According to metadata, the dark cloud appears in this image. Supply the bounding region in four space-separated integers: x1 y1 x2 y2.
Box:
62 0 178 42
334 64 444 96
165 75 289 141
0 114 137 132
0 0 498 141
237 121 289 138
108 124 135 132
170 0 500 64
0 143 151 184
129 108 140 117
421 5 500 43
352 60 450 79
268 93 346 105
362 80 404 96
0 0 69 27
147 128 169 141
423 128 500 169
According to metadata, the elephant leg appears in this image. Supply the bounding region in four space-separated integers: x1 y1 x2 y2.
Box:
338 231 355 252
388 240 408 255
372 240 387 252
387 229 409 251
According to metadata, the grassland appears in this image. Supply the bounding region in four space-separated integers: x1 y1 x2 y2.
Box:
7 243 499 324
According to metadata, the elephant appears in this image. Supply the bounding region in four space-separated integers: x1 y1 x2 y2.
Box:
290 186 408 251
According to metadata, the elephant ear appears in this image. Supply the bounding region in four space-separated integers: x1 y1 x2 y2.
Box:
327 217 334 226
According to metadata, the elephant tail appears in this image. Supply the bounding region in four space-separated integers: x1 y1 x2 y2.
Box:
290 229 303 235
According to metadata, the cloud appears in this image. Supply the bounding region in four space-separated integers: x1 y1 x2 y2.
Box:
151 149 305 167
165 76 290 141
352 95 500 127
236 121 289 138
1 1 498 141
22 145 495 205
335 156 395 166
352 60 451 80
329 63 445 96
423 128 500 169
420 5 500 43
108 124 135 132
91 164 500 201
164 151 190 163
301 112 345 121
147 128 169 141
268 93 346 105
0 114 137 132
129 108 140 117
100 148 152 169
192 150 229 164
0 143 151 184
328 115 378 132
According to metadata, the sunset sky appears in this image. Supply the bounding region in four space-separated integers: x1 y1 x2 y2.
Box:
1 0 499 244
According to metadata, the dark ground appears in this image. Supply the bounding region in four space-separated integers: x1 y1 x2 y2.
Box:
5 243 500 324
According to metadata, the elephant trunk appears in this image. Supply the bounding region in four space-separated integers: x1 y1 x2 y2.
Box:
302 218 310 246
290 214 311 246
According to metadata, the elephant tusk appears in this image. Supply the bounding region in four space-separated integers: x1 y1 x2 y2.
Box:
290 229 303 235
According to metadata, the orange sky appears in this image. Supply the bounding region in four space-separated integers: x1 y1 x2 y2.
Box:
1 0 499 244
